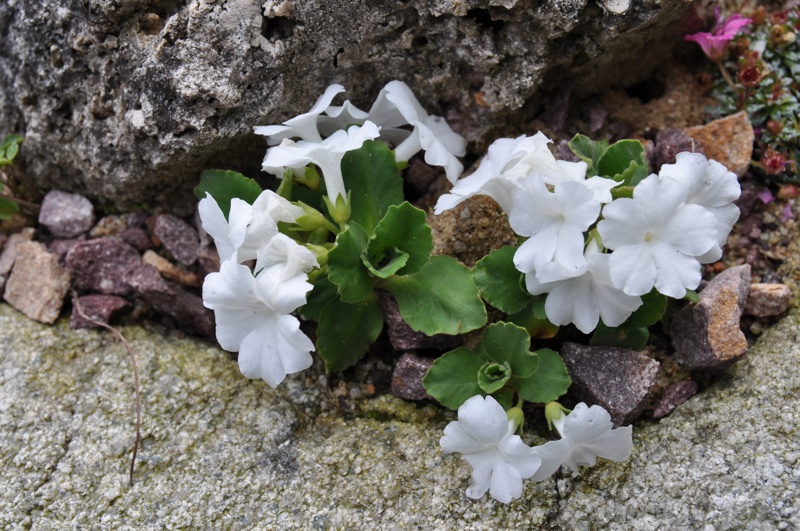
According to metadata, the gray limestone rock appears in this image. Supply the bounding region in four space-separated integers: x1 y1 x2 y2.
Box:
0 0 692 211
0 302 798 528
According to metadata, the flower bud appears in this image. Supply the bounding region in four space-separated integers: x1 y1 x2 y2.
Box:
544 401 571 431
324 190 351 227
506 406 525 434
293 201 327 231
295 165 321 191
766 119 783 135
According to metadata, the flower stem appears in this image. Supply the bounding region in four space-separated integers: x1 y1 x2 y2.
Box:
717 61 738 92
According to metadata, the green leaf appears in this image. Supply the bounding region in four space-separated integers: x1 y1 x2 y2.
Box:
568 134 609 176
381 255 487 335
341 140 404 234
300 277 338 321
590 322 649 350
422 347 485 410
513 348 571 404
473 246 531 314
684 289 699 304
626 290 667 328
0 197 19 220
597 140 648 186
361 247 409 279
475 322 538 378
478 361 512 394
327 221 376 303
317 293 383 372
509 298 559 339
366 202 432 276
0 134 22 165
195 170 263 219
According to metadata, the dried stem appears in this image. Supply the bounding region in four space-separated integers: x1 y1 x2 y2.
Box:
71 290 142 486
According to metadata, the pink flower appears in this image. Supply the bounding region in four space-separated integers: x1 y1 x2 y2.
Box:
684 11 752 61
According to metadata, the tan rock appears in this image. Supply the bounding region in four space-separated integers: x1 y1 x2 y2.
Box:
685 111 754 176
745 283 792 318
142 250 201 288
671 265 751 371
0 229 35 276
3 241 71 323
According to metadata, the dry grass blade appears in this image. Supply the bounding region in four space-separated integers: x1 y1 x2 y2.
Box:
71 290 142 486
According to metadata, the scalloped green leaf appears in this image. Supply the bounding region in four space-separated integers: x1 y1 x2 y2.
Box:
195 169 263 219
475 322 538 378
317 293 383 372
300 276 338 322
381 255 487 335
367 202 432 276
509 298 559 339
590 322 649 350
512 348 571 404
626 290 667 328
473 246 531 314
597 139 648 186
568 134 609 177
422 347 485 410
327 221 376 303
341 140 404 234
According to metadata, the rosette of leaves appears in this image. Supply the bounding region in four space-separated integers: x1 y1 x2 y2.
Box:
314 142 487 371
422 322 571 410
199 141 488 374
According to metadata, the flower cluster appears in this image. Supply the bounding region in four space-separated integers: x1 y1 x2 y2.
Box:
436 135 741 334
199 81 472 387
441 396 632 503
199 190 319 387
256 80 466 206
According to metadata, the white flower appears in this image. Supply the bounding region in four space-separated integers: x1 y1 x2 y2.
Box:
525 241 642 334
255 232 319 278
597 173 718 298
434 132 587 214
509 176 601 273
318 100 369 137
531 402 633 481
440 395 541 504
203 260 316 388
254 84 346 145
261 122 381 203
368 80 466 182
658 152 741 263
198 193 253 263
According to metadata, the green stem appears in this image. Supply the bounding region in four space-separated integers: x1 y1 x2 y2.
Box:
717 61 738 93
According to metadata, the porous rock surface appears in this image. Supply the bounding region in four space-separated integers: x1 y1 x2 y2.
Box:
0 0 691 211
1 301 798 529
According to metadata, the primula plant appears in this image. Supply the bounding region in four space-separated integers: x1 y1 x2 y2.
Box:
196 81 741 504
688 6 800 180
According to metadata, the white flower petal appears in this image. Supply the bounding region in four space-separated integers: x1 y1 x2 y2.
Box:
254 84 346 145
608 244 658 296
237 313 314 388
440 395 540 503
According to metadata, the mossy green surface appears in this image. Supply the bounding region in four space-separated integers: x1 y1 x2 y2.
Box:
0 299 798 529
